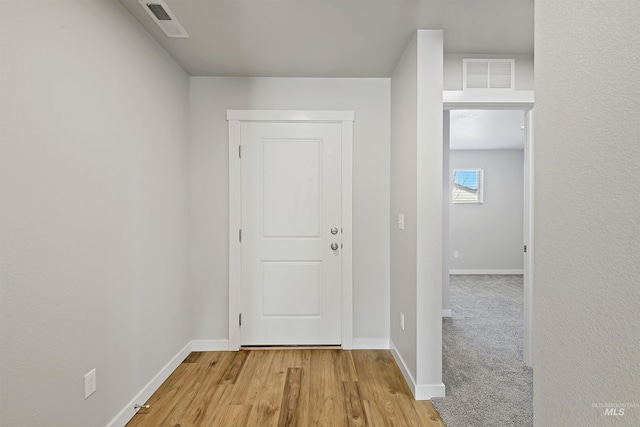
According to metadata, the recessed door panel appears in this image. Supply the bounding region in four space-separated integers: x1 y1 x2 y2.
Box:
262 261 321 316
263 140 320 238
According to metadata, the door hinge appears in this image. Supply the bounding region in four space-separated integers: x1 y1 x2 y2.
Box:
239 229 242 242
239 313 242 326
239 145 242 158
524 245 527 253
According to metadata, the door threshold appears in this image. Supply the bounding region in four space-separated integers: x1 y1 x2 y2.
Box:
240 345 342 351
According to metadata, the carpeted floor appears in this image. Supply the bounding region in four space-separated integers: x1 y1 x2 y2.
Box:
431 275 533 427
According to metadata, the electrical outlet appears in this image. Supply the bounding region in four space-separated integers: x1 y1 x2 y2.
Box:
400 312 405 330
84 369 96 399
454 251 459 258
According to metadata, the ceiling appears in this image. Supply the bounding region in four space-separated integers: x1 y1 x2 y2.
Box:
119 0 534 77
450 110 525 150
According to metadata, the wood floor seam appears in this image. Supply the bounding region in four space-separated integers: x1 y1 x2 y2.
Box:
125 349 445 427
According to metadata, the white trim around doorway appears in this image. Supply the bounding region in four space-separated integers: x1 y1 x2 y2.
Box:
227 110 355 350
443 92 534 367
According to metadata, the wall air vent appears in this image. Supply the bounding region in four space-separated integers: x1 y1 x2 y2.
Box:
463 59 515 90
138 1 189 38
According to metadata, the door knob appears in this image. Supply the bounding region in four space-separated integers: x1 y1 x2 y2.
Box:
331 227 339 235
331 242 339 250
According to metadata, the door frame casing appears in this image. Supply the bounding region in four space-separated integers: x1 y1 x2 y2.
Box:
227 110 355 350
443 90 534 367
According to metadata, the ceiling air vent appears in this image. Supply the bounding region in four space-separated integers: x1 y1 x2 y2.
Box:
147 4 171 20
463 59 514 90
138 1 189 38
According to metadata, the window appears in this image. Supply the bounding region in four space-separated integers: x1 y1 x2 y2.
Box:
453 169 483 204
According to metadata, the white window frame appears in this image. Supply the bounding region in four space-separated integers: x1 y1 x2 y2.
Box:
452 168 484 204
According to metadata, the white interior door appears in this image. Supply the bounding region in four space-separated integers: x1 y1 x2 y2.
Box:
240 122 342 346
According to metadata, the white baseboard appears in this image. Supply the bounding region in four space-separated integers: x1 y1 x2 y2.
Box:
389 340 416 395
191 339 229 351
389 340 446 400
108 339 231 427
414 381 446 400
442 309 452 318
449 269 524 275
352 338 390 349
107 341 192 427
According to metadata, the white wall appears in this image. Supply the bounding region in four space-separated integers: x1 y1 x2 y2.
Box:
415 31 444 394
391 33 419 378
444 53 534 91
534 1 640 425
390 30 444 398
189 77 391 344
449 150 524 272
0 1 191 425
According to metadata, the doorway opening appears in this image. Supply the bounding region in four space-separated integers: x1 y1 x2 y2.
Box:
436 105 534 423
443 106 534 366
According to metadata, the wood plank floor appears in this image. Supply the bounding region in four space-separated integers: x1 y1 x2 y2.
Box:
126 349 445 427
